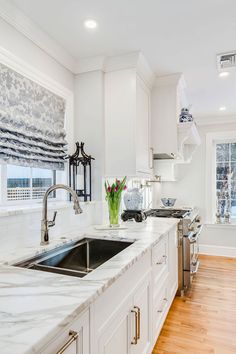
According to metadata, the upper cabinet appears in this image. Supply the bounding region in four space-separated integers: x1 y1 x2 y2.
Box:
151 73 201 181
104 54 154 177
151 73 200 160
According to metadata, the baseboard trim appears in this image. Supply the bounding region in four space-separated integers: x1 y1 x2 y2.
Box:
199 244 236 258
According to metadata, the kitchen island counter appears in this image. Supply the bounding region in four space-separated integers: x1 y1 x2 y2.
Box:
0 217 178 354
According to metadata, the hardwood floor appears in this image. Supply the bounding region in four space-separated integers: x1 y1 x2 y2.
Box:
152 255 236 354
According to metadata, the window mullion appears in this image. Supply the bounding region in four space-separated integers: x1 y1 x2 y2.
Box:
1 164 7 205
30 167 33 200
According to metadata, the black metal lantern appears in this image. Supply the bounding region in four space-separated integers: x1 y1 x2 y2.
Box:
68 142 94 201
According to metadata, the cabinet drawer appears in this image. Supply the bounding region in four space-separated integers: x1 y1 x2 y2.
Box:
40 309 89 354
152 275 169 341
152 234 168 285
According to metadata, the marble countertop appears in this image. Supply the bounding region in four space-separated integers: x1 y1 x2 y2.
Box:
0 218 178 354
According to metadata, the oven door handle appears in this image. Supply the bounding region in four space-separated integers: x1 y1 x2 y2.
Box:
189 224 203 243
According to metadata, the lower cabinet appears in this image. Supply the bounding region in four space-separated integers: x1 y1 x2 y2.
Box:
40 309 89 354
151 226 178 346
41 226 178 354
168 226 178 302
90 252 152 354
96 275 151 354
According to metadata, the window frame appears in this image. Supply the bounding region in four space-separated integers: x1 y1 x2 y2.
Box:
206 131 236 223
0 45 74 208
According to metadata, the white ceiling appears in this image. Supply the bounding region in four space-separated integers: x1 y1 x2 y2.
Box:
10 0 236 117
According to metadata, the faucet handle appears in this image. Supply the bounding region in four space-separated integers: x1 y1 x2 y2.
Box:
48 211 57 228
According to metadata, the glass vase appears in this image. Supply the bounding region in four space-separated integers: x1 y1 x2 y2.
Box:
108 195 121 227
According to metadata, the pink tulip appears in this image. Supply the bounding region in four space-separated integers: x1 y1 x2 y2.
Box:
107 186 111 192
114 186 118 192
123 185 127 190
117 180 121 184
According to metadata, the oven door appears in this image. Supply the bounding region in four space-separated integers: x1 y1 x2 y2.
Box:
189 225 202 274
183 225 202 272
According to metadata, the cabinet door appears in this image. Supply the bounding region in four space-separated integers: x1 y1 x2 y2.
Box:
131 275 151 354
41 309 89 354
136 77 151 175
168 227 178 302
98 296 132 354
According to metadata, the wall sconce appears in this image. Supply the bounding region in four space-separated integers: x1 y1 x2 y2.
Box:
68 142 95 201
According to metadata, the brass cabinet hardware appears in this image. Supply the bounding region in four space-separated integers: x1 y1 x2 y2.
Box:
131 308 138 345
157 298 168 313
156 255 167 265
134 306 141 340
56 330 78 354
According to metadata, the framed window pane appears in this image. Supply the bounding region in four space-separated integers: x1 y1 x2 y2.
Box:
7 165 31 200
32 168 55 199
231 200 236 217
216 162 230 181
216 143 229 162
231 143 236 161
216 180 229 192
6 165 56 201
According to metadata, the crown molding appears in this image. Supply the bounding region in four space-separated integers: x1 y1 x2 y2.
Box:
153 73 184 87
76 51 155 88
195 115 236 126
75 55 105 74
0 0 76 73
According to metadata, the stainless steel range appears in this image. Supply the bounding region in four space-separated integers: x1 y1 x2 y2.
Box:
147 208 202 295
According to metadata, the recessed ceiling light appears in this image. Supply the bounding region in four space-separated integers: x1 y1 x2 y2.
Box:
219 71 229 78
84 19 97 29
219 106 226 111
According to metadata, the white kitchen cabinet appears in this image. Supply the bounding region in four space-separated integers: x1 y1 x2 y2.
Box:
97 295 132 354
104 69 152 177
131 275 151 354
136 77 152 174
151 73 201 181
39 226 178 354
95 275 151 354
168 226 178 302
151 228 178 346
151 73 186 159
40 309 89 354
90 251 152 354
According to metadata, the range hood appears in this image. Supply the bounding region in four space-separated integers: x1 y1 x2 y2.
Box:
153 153 175 160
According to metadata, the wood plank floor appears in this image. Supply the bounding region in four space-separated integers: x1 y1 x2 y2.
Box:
152 255 236 354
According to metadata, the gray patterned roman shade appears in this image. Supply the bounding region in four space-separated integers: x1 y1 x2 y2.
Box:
0 62 67 170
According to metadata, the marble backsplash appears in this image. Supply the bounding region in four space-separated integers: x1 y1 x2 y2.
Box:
0 201 104 255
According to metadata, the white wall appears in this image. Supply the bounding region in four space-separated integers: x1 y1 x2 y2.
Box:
0 18 74 91
158 120 236 256
74 70 105 201
0 17 96 253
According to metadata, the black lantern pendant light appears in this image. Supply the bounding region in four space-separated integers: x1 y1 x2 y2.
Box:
68 142 94 201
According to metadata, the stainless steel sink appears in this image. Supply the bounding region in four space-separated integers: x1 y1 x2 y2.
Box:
15 238 133 278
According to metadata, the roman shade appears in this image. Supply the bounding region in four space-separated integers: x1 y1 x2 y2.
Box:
0 62 67 170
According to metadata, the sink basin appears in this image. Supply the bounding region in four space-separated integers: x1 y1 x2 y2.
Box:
15 238 133 278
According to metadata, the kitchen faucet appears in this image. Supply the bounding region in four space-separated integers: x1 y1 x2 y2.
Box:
41 184 83 245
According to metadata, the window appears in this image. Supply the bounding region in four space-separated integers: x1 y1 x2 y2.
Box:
1 164 57 203
216 143 236 217
205 131 236 223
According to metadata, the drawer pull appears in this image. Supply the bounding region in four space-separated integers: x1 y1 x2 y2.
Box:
157 298 168 313
131 307 138 345
56 330 78 354
134 306 141 340
156 255 167 265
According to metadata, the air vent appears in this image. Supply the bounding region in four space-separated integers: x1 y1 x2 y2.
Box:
217 51 236 70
